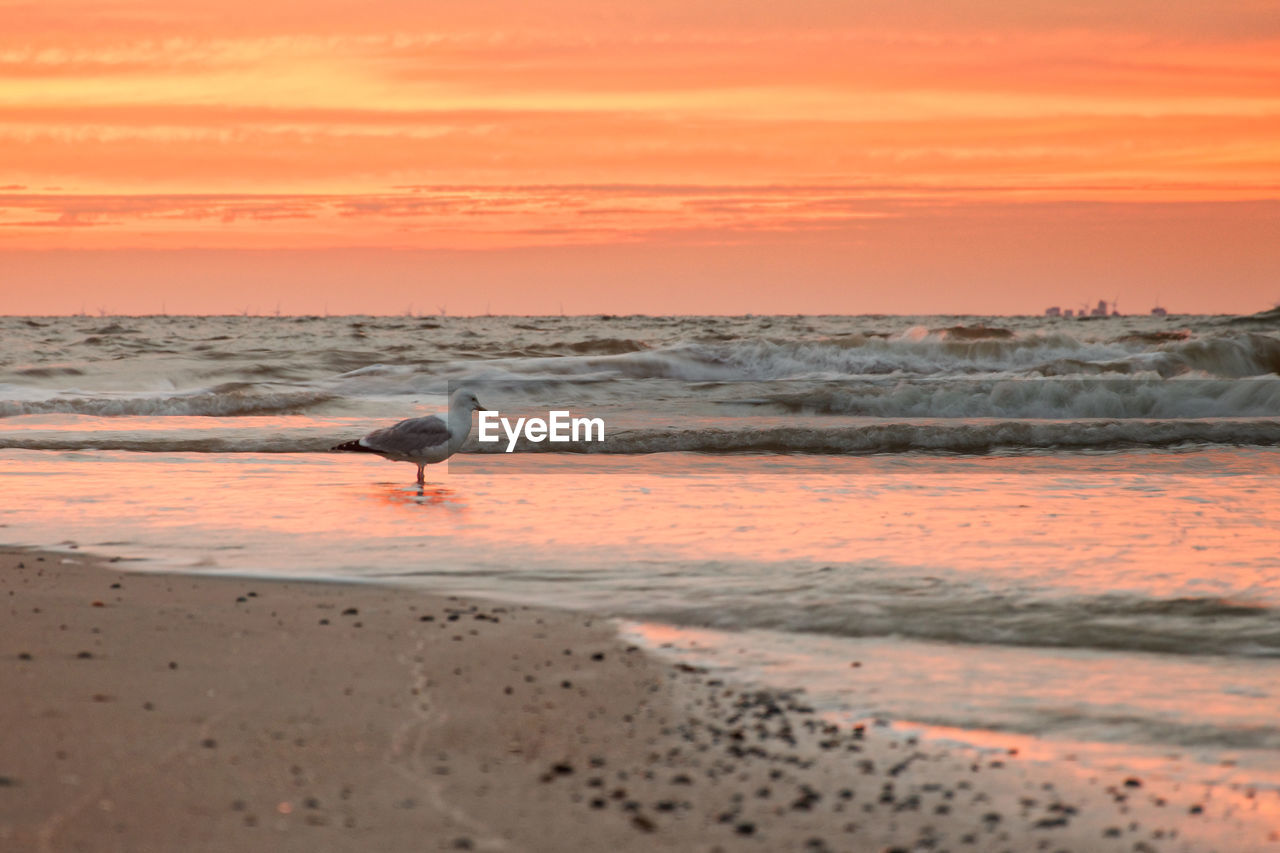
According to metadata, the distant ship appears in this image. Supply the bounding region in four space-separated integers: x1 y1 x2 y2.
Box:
1044 299 1123 318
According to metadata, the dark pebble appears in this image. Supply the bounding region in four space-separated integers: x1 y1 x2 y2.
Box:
76 651 93 659
451 838 474 850
735 822 756 836
342 608 358 616
201 738 217 749
631 815 656 832
1123 777 1142 788
17 652 32 661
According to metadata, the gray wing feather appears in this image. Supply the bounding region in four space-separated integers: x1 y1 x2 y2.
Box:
361 415 451 454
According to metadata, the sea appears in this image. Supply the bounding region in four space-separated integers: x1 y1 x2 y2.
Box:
3 311 1280 806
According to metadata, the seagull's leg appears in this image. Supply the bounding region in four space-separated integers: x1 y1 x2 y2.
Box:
417 463 426 485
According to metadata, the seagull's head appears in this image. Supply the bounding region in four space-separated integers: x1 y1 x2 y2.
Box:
451 389 486 413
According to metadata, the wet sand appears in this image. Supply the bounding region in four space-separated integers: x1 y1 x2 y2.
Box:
2 547 1274 852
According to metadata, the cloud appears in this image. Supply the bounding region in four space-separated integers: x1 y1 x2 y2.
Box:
0 186 904 250
1 0 1277 255
3 181 1277 251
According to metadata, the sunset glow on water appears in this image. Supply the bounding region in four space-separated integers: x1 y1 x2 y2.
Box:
4 448 1279 607
4 442 1280 795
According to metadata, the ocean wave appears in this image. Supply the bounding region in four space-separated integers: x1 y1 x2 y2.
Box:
630 592 1280 658
975 709 1280 751
444 331 1280 385
10 366 86 378
473 419 1280 456
562 337 651 355
0 385 337 419
755 377 1280 419
5 418 1278 455
0 434 337 453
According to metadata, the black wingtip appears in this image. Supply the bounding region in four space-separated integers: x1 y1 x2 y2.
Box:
332 439 377 453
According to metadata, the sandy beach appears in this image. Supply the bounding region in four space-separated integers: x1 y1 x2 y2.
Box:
2 546 1273 853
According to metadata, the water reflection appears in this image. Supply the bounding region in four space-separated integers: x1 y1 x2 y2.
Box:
1 449 1277 604
372 482 466 510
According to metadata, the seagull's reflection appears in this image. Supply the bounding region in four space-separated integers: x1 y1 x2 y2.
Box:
373 482 466 510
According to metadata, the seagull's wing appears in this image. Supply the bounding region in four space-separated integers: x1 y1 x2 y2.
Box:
359 415 452 456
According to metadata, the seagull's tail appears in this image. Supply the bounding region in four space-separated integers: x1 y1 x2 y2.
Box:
331 439 377 453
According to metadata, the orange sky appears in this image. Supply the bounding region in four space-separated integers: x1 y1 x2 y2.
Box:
2 0 1279 314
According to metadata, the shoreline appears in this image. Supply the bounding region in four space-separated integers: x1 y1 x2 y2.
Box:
2 546 1274 852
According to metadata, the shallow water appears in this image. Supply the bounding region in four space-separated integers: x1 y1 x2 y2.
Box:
4 446 1280 792
3 312 1280 796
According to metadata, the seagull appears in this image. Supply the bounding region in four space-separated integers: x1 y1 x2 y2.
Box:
332 389 486 484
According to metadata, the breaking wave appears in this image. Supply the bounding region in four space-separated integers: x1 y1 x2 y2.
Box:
631 589 1280 658
446 331 1280 384
0 385 337 419
478 419 1280 456
753 377 1280 419
4 419 1278 456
